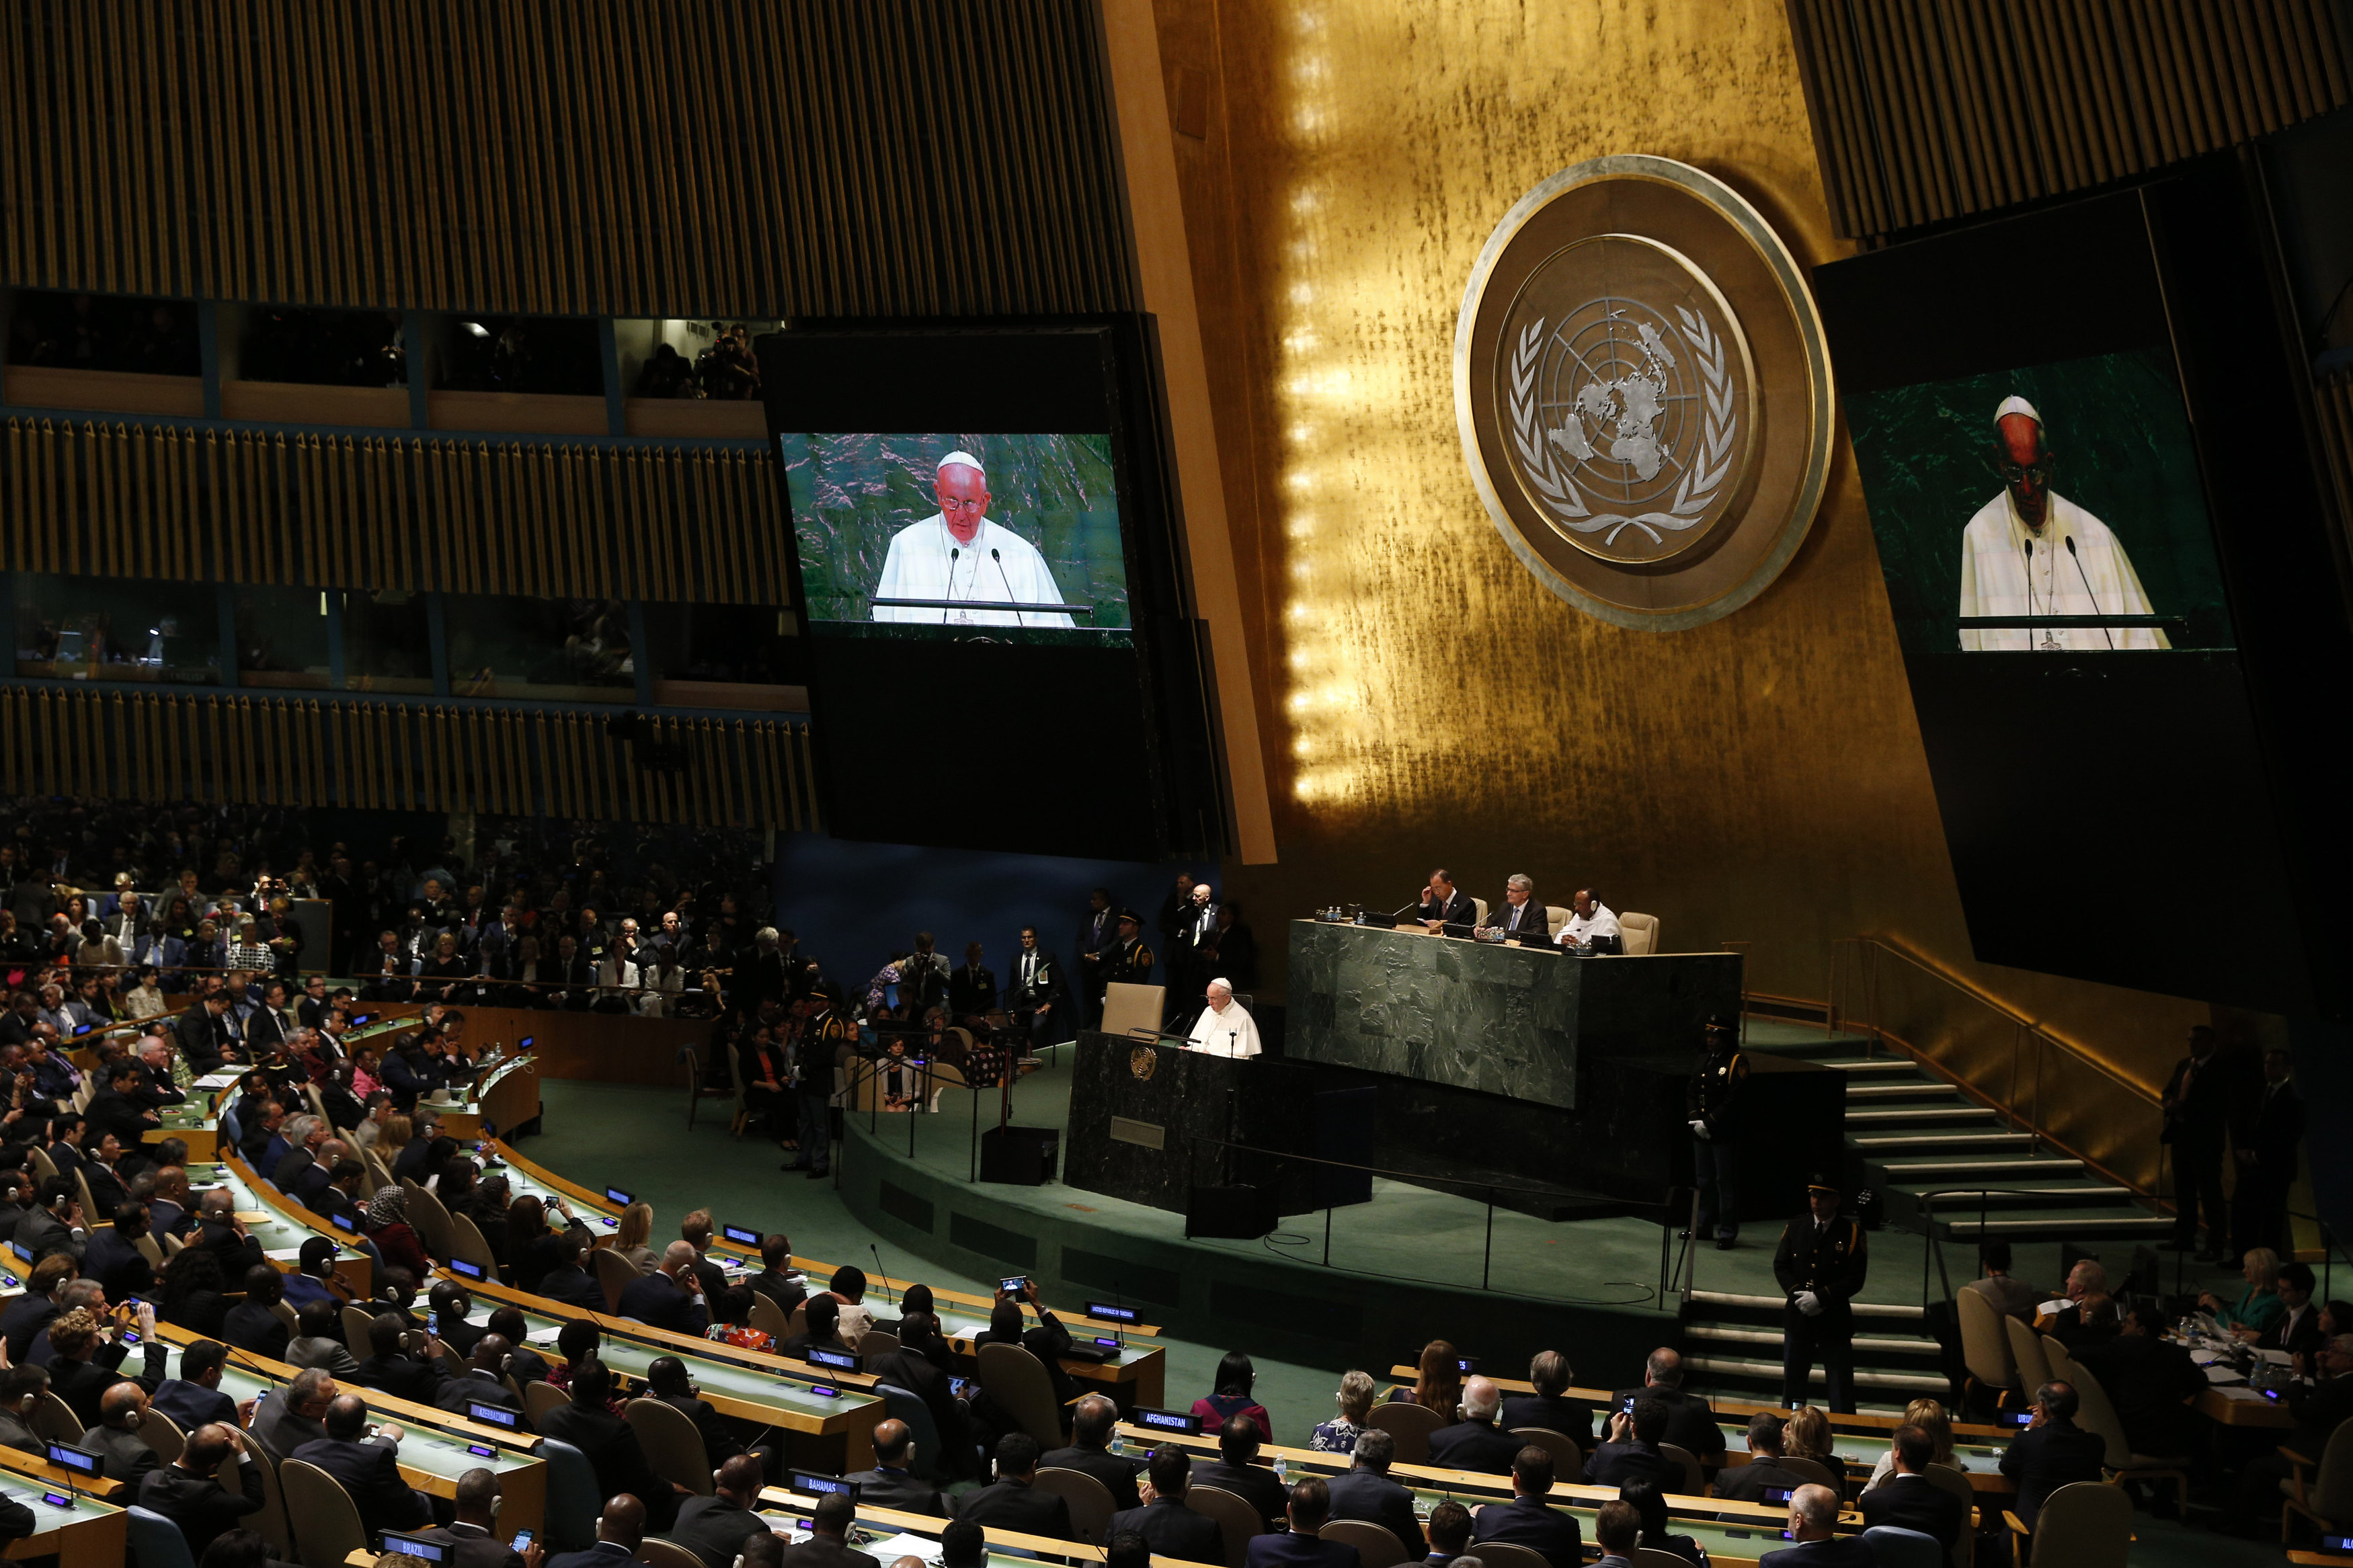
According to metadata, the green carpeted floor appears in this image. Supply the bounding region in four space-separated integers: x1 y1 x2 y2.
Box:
529 1077 2285 1566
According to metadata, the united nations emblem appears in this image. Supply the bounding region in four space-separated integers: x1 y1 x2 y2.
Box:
1129 1046 1158 1081
1457 157 1835 629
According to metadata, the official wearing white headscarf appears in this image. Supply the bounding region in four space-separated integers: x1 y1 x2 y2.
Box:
871 450 1074 626
1185 979 1261 1059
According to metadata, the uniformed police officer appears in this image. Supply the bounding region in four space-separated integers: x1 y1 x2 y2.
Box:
1773 1171 1869 1412
787 985 858 1179
1686 1014 1747 1249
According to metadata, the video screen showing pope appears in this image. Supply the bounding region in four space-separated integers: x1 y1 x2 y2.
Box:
778 432 1131 639
1839 347 2233 659
1957 395 2165 651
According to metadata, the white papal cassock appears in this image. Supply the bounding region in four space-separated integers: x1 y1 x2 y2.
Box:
1186 999 1262 1058
872 513 1074 627
1957 491 2167 651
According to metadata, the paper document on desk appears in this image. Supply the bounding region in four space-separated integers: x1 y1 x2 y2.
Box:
195 1073 242 1089
2256 1348 2293 1366
757 1516 811 1544
524 1325 564 1346
2203 1364 2247 1384
2189 1350 2222 1366
2213 1385 2275 1401
862 1534 942 1564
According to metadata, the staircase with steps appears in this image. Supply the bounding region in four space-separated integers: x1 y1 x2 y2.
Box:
1674 1017 2166 1411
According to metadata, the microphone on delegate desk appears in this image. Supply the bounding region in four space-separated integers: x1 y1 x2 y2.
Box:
991 548 1025 628
870 1243 893 1309
2064 535 2114 650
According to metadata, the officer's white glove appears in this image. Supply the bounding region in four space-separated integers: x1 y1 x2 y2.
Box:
1687 1120 1710 1140
1794 1290 1824 1317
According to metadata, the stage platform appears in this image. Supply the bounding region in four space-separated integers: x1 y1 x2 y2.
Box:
834 1052 1942 1391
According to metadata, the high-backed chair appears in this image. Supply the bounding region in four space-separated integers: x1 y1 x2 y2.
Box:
536 1438 603 1552
860 1329 900 1359
2003 1479 2130 1568
247 1440 297 1561
873 1380 951 1483
1956 1287 2018 1405
1035 1466 1117 1545
591 1245 639 1311
2067 1356 2189 1508
134 1229 166 1267
1101 982 1165 1040
1921 1462 1978 1568
524 1378 571 1428
626 1397 716 1495
1507 1426 1583 1480
125 1505 199 1568
1367 1401 1444 1464
31 1391 82 1444
1472 897 1489 925
975 1341 1065 1447
1184 1484 1264 1568
684 1046 743 1133
2003 1316 2052 1392
1320 1520 1408 1568
137 1407 188 1464
1544 905 1569 938
278 1456 368 1568
639 1542 707 1568
1778 1454 1842 1491
1462 1543 1552 1568
1657 1441 1705 1495
450 1211 505 1280
270 1298 300 1335
748 1290 792 1340
342 1304 379 1352
1618 912 1660 954
1862 1526 1944 1568
401 1180 454 1261
2284 1418 2353 1542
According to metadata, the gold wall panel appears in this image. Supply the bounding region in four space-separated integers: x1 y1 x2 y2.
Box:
1784 0 2351 240
0 686 813 827
0 0 1135 317
1 417 789 604
1145 0 2209 1114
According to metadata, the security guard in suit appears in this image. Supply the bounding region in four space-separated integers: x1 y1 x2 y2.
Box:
1773 1172 1869 1413
1686 1014 1747 1248
787 988 859 1178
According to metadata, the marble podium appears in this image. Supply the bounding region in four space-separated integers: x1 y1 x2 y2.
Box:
1285 919 1741 1109
1064 1032 1325 1212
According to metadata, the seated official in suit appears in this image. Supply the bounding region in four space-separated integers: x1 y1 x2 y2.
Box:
1470 1446 1584 1568
559 1495 658 1568
224 1264 292 1358
1326 1428 1425 1556
1427 1376 1522 1475
150 1338 241 1434
540 1360 686 1531
1759 1483 1873 1566
1421 1499 1472 1568
352 1312 445 1404
952 1432 1073 1538
1587 1500 1644 1568
79 1380 161 1483
851 1418 945 1515
643 1355 762 1473
1197 1413 1291 1530
1708 1413 1817 1504
617 1241 712 1335
290 1393 434 1541
1857 1424 1966 1551
779 1490 882 1568
136 1422 268 1560
405 1467 534 1568
669 1454 776 1568
1501 1350 1598 1445
1043 1393 1145 1512
1585 1399 1681 1491
2071 1303 2206 1460
1106 1444 1228 1565
1411 868 1478 932
248 1368 335 1458
2261 1262 2327 1360
1245 1476 1363 1568
1997 1382 2108 1534
434 1335 530 1424
1610 1349 1725 1466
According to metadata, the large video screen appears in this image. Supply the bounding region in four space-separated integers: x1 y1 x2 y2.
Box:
1817 188 2313 1012
779 432 1131 641
1845 347 2233 656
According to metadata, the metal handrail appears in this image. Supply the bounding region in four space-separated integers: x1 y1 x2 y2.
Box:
1830 936 2159 1107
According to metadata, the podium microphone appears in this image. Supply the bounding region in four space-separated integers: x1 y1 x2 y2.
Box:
991 548 1024 628
943 547 960 622
2064 536 2114 649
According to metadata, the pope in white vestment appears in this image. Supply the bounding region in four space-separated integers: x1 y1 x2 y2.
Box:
1956 396 2167 651
871 450 1075 627
1185 979 1261 1059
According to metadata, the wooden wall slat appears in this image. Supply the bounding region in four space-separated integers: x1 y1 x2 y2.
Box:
1787 0 2353 239
0 0 1134 316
